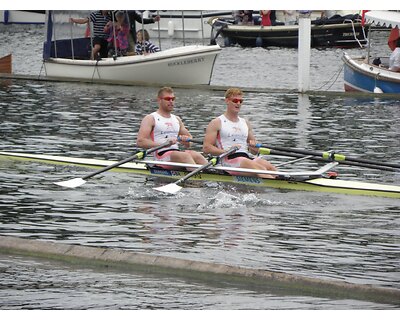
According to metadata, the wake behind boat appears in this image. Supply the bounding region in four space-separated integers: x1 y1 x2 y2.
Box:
1 151 399 198
41 11 221 86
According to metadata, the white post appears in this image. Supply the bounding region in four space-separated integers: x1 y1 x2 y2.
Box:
298 11 311 92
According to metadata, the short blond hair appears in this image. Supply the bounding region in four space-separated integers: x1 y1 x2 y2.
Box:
158 87 174 97
225 87 243 99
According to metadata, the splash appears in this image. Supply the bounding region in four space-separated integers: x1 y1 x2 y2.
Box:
197 190 282 210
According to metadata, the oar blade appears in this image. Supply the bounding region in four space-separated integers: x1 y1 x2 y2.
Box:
54 178 87 188
153 183 182 194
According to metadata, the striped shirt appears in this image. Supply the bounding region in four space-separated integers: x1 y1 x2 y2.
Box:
89 11 111 39
135 41 160 55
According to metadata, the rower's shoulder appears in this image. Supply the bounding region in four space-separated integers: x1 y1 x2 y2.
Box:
140 113 156 125
208 116 221 126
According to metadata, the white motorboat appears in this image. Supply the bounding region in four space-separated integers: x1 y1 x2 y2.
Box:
0 10 45 25
41 11 221 86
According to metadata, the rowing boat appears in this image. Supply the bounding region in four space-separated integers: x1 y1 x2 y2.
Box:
1 151 400 198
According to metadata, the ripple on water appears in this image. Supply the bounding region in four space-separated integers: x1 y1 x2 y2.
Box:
0 47 400 308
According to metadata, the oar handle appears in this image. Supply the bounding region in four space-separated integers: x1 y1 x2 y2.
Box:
175 146 238 185
215 146 240 163
177 137 203 144
256 144 400 170
82 141 170 180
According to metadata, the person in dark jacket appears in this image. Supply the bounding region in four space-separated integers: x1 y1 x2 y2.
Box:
127 11 160 50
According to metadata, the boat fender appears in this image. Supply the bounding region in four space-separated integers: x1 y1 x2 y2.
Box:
255 36 263 47
168 20 174 37
373 86 383 93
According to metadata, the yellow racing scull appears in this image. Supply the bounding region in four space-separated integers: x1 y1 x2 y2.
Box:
1 151 400 198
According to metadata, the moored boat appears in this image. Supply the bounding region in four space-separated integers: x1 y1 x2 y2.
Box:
41 11 221 86
143 10 232 40
343 11 400 93
0 54 12 73
208 14 368 48
0 10 45 25
1 151 399 199
343 52 400 93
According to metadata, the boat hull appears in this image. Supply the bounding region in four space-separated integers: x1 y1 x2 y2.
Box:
0 54 12 73
43 45 221 86
0 10 45 24
144 10 232 39
342 53 400 93
212 21 368 48
1 151 400 199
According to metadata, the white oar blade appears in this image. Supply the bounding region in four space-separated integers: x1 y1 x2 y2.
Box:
153 183 182 194
54 178 87 188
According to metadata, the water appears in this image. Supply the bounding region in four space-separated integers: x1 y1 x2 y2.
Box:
0 22 400 309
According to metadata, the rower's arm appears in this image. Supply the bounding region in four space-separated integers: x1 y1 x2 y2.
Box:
246 119 258 155
136 115 158 149
203 118 225 156
177 116 192 148
70 17 89 24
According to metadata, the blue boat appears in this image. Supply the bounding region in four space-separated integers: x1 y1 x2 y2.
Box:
343 53 400 93
343 11 400 93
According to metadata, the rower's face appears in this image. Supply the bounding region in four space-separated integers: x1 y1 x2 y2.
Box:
159 93 176 111
226 95 244 113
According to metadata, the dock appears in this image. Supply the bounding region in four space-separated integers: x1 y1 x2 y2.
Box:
1 236 399 306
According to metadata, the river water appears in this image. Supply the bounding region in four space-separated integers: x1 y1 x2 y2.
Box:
0 22 400 309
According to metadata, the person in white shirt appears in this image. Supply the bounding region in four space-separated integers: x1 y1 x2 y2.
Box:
137 87 207 167
203 87 277 179
389 38 400 72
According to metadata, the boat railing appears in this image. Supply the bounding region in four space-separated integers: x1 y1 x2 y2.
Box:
343 18 368 49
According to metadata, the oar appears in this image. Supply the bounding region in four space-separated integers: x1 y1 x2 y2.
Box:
54 141 171 188
153 147 238 194
275 155 314 168
177 137 203 144
256 144 400 170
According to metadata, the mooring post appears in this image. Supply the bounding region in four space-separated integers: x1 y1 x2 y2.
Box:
298 11 311 92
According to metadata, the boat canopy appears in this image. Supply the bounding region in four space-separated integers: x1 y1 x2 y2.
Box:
365 10 400 28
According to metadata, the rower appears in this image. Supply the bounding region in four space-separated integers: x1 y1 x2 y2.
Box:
136 86 207 169
203 87 277 179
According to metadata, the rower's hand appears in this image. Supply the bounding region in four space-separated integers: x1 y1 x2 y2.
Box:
248 140 256 148
248 140 259 154
167 137 178 146
177 135 191 142
231 143 242 150
177 135 191 147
